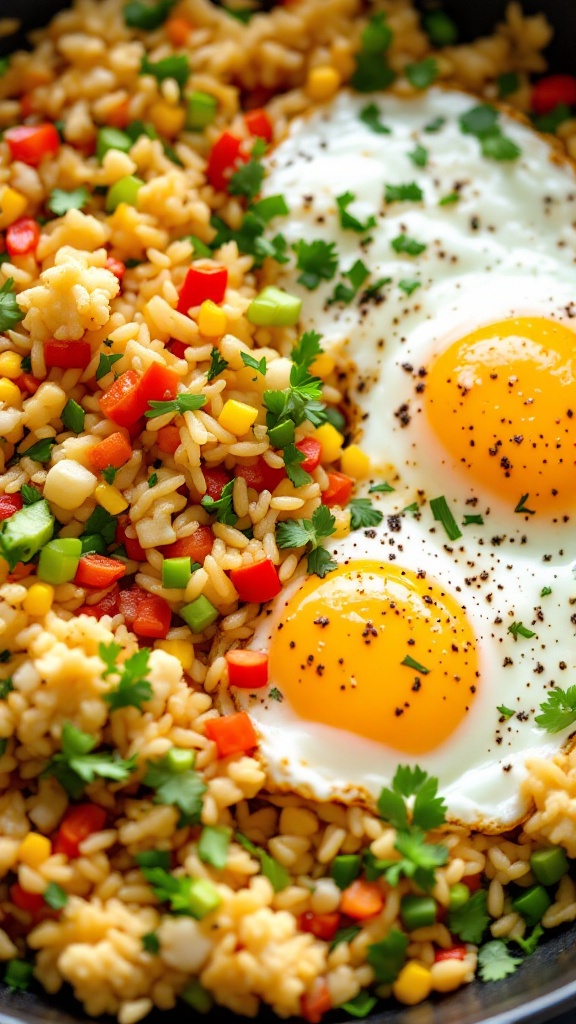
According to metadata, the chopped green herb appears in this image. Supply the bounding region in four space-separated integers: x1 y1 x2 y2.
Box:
0 677 13 699
540 586 552 597
123 0 176 30
292 239 339 290
348 498 384 531
141 866 220 918
143 752 206 826
515 923 544 955
463 513 484 525
340 992 378 1018
96 352 122 381
148 473 158 488
481 133 522 160
241 351 267 375
515 493 535 515
369 481 394 493
439 191 460 206
430 495 462 541
198 825 231 869
424 116 446 133
401 655 430 675
376 766 448 890
350 13 395 93
83 505 117 546
533 103 571 134
0 650 9 663
184 234 212 259
0 278 24 333
459 104 521 161
251 194 289 222
408 143 428 167
142 932 160 954
0 738 7 757
507 621 536 641
268 687 283 702
201 479 237 526
42 721 137 799
359 102 390 134
20 484 42 505
423 10 457 45
398 278 421 296
140 53 190 94
135 849 171 870
497 706 515 719
229 159 265 203
145 393 207 419
282 442 311 488
498 71 520 98
43 882 68 911
535 686 576 733
20 355 31 372
4 960 33 992
61 398 85 433
391 233 426 256
101 466 117 485
329 259 370 305
14 437 55 464
403 501 420 514
406 57 438 89
336 191 377 233
385 182 423 203
449 889 489 943
236 833 289 892
206 347 229 381
0 57 9 77
478 940 522 982
47 187 89 216
263 363 327 436
101 644 153 712
330 924 361 951
276 505 336 579
367 928 409 984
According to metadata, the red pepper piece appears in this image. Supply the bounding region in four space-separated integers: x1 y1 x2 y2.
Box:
295 437 322 472
105 256 126 280
119 584 145 627
321 471 353 508
234 456 286 493
177 265 228 315
99 370 142 428
532 74 576 115
299 911 341 942
162 526 213 564
74 554 126 588
6 217 40 257
301 980 332 1024
134 362 179 418
115 518 146 562
204 710 258 757
133 593 172 639
5 123 60 165
44 339 92 370
225 649 269 689
206 131 246 192
434 945 467 963
9 883 46 915
229 558 281 603
0 493 23 520
53 804 107 858
202 465 232 501
77 584 121 620
244 108 273 143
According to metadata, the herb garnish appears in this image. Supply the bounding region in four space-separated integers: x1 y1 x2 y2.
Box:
292 239 339 290
405 57 438 89
206 348 229 381
348 498 383 530
145 394 207 419
336 192 376 233
276 505 336 579
48 187 89 216
359 102 390 134
350 13 395 93
507 621 536 641
478 940 522 981
143 752 206 826
430 495 462 540
408 144 428 167
459 104 521 161
201 479 237 526
391 233 427 256
0 278 24 333
535 686 576 733
100 642 153 711
42 722 137 799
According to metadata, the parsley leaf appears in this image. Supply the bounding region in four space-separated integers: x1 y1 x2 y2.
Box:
398 278 420 296
83 505 117 546
515 923 544 955
424 10 457 46
206 348 229 381
329 260 370 305
497 705 515 719
292 239 339 290
268 686 283 702
198 825 231 870
102 466 117 485
102 646 153 712
42 722 137 799
21 484 43 505
4 960 33 992
140 865 219 917
449 889 490 943
508 621 536 641
236 833 289 892
391 234 426 256
535 686 576 733
96 352 122 381
478 940 522 982
367 928 409 984
385 182 423 203
351 13 395 93
369 481 394 494
359 102 390 134
348 498 383 531
0 278 24 333
481 134 521 161
229 159 265 202
143 754 206 826
145 394 207 419
142 932 160 954
276 504 336 578
264 364 327 434
408 144 428 167
336 191 377 233
291 330 323 370
124 0 176 30
459 104 521 161
241 351 267 375
375 766 448 889
140 53 190 94
424 116 446 133
47 187 89 216
430 495 462 541
541 586 552 597
282 442 311 488
201 478 237 526
14 437 56 464
340 992 378 1018
406 57 438 89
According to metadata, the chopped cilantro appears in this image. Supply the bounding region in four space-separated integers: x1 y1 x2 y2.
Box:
0 678 13 699
124 0 176 30
367 928 409 984
83 505 117 546
21 484 43 505
292 239 339 290
463 513 484 525
540 586 552 597
408 143 428 167
47 187 89 216
386 182 423 203
43 882 68 910
201 479 237 525
535 686 576 733
359 102 390 134
391 233 426 256
241 351 267 375
282 442 311 488
406 57 438 89
401 655 429 675
369 481 394 493
375 766 448 891
268 686 283 702
478 940 522 982
264 363 327 436
0 278 24 333
350 13 395 93
340 992 378 1018
140 53 190 94
498 71 520 98
459 104 521 161
42 722 137 799
291 330 323 371
330 924 361 951
135 849 171 870
507 621 536 641
329 260 369 305
449 889 489 943
336 191 377 233
430 495 462 541
198 825 231 869
140 865 220 918
497 705 515 719
348 498 383 530
100 643 153 711
236 832 289 892
148 473 158 488
424 116 446 133
398 278 420 295
102 466 117 485
360 276 391 302
481 133 522 160
423 10 457 46
142 932 160 954
62 398 85 433
276 505 336 579
229 159 265 203
439 191 460 206
515 923 544 955
95 352 122 381
533 103 571 134
145 394 207 419
514 493 535 515
143 752 206 826
206 348 229 381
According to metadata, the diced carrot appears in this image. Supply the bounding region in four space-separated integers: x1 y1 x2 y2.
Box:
229 559 281 603
206 132 246 193
204 711 258 757
301 980 332 1024
157 424 181 454
162 526 213 564
339 878 384 920
225 649 268 689
74 554 126 588
88 432 132 472
53 804 107 858
133 593 171 639
166 16 193 46
321 471 353 508
299 911 341 942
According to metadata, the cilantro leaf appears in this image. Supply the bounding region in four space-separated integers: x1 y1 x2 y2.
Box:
406 57 438 89
391 234 426 256
394 828 449 890
292 239 339 290
206 348 229 381
83 505 117 546
535 686 576 733
145 394 207 419
449 889 489 943
14 437 56 464
21 484 43 505
459 104 521 161
307 546 337 579
0 278 25 333
102 466 117 485
478 940 522 982
481 134 521 161
348 498 383 531
340 992 378 1018
367 928 408 984
463 513 484 525
541 586 552 597
236 833 289 892
329 260 369 305
330 924 361 951
282 442 311 488
412 774 447 831
198 825 231 869
359 102 390 134
96 352 122 381
241 351 266 375
336 192 377 233
424 10 457 46
99 641 124 677
229 159 265 202
508 621 536 641
385 182 423 203
398 278 421 295
291 330 323 371
408 144 428 167
140 866 219 918
124 0 176 29
369 481 394 493
103 647 153 712
47 187 89 216
351 13 395 93
276 504 336 578
498 705 515 719
143 755 206 826
42 722 137 799
263 365 327 434
515 923 544 955
439 191 460 206
424 116 446 133
201 478 237 526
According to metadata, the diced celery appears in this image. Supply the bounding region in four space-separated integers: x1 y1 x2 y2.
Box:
38 537 82 585
165 748 195 774
530 847 569 887
180 595 218 633
162 556 192 589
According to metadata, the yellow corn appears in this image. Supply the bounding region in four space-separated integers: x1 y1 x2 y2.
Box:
19 832 52 868
218 399 257 436
392 962 433 1006
306 65 341 101
0 377 21 404
314 422 344 464
309 353 335 379
0 186 27 229
332 508 351 538
148 100 186 138
340 444 371 480
198 300 227 338
23 583 54 617
95 482 129 515
0 352 22 379
155 639 194 673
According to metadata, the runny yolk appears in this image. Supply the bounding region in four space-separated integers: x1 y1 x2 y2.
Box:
425 317 576 512
268 560 478 755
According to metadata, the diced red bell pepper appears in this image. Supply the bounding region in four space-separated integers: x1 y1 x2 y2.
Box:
77 584 120 620
16 372 41 395
99 370 142 428
170 340 189 359
162 526 213 564
119 584 145 627
74 554 126 588
135 362 179 417
105 256 126 280
299 911 341 942
6 217 40 257
229 558 281 603
434 945 467 963
44 339 92 370
0 493 23 520
10 882 46 915
204 710 258 757
225 649 269 689
53 803 107 858
295 437 322 473
206 131 246 192
321 471 353 508
532 74 576 116
461 873 483 893
88 432 132 471
5 123 60 165
234 457 286 493
132 593 171 639
115 518 146 562
177 265 228 315
301 980 332 1024
244 108 273 143
202 465 232 501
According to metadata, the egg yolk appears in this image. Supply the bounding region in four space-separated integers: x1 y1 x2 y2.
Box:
268 560 478 755
425 317 576 511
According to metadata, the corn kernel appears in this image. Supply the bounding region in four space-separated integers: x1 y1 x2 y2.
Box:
0 186 27 229
155 639 194 673
306 65 341 101
0 352 21 379
198 300 227 338
218 399 258 436
392 962 433 1006
95 482 129 515
19 832 52 868
148 100 186 138
0 377 21 404
332 508 351 538
314 422 344 464
44 461 97 511
309 353 335 379
23 583 54 617
340 444 371 480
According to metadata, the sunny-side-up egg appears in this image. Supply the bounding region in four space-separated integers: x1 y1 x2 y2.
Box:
232 88 576 832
